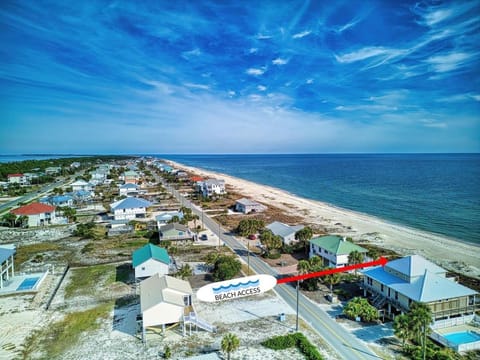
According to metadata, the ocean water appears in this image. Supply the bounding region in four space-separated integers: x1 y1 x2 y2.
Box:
161 154 480 245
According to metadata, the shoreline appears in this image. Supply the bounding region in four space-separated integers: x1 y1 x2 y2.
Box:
166 160 480 279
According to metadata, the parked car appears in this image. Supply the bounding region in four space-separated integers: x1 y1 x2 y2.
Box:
200 234 208 240
248 234 256 240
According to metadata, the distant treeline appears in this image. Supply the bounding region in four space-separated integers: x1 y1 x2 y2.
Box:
0 155 134 180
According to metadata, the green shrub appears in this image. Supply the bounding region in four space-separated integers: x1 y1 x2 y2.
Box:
261 333 324 360
261 334 296 350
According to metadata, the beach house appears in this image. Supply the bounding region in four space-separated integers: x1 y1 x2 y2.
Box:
118 183 139 196
156 211 184 228
309 235 368 268
266 221 304 245
7 173 27 185
139 274 215 343
45 166 61 175
159 223 192 242
123 170 140 184
71 179 93 192
132 244 170 279
362 255 477 321
197 179 226 197
110 197 152 221
235 198 267 214
11 202 56 227
41 195 74 207
139 274 193 340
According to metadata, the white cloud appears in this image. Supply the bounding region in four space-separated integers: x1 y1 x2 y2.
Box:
292 30 311 39
272 58 288 65
437 93 480 102
184 83 209 90
246 67 265 76
306 78 314 84
228 90 236 97
335 46 404 64
256 33 272 40
257 85 267 91
420 119 447 128
249 48 258 54
423 9 452 26
181 48 201 60
425 52 472 72
336 19 361 33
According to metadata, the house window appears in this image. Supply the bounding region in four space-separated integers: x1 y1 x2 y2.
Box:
381 284 384 292
395 291 398 300
141 267 145 270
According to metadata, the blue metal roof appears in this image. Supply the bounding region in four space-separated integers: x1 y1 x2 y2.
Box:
111 197 152 210
362 266 408 287
363 263 477 302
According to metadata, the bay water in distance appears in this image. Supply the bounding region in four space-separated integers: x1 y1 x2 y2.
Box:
161 154 480 245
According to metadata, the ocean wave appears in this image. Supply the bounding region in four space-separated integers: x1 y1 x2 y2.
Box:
212 279 260 293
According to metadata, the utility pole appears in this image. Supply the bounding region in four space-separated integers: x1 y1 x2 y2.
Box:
296 280 300 331
218 222 221 250
247 241 250 275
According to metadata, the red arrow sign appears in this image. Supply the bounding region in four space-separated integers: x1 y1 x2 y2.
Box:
276 257 388 284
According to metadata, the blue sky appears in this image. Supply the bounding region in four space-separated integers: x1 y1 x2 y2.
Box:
1 0 479 154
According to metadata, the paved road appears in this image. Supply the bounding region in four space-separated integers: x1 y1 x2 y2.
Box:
164 182 382 360
0 181 65 213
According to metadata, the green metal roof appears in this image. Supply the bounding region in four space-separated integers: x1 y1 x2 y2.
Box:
132 243 170 267
309 235 367 255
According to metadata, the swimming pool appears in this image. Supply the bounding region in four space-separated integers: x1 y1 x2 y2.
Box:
443 331 480 345
16 277 40 291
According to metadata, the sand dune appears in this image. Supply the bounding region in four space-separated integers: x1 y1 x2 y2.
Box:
168 161 480 279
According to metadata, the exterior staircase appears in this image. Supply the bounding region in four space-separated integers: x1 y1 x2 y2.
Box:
184 312 216 333
372 294 387 308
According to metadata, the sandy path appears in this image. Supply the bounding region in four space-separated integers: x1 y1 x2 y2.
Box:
167 161 480 278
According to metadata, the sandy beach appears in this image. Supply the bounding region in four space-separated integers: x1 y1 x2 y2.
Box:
167 161 480 279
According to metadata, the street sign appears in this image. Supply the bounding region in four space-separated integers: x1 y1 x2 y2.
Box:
197 274 277 302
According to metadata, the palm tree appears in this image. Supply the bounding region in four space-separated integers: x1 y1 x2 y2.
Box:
323 270 342 299
393 314 411 350
191 214 199 229
409 302 432 359
259 230 282 256
308 255 323 269
348 250 365 275
175 264 192 280
221 333 240 360
297 260 311 275
295 226 313 254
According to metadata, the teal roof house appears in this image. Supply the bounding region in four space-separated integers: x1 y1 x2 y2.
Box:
309 235 367 268
132 243 170 279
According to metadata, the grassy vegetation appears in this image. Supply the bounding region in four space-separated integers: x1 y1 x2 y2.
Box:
14 242 61 268
22 302 113 359
64 264 116 299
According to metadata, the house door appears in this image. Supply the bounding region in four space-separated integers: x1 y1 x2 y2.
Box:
183 295 192 306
